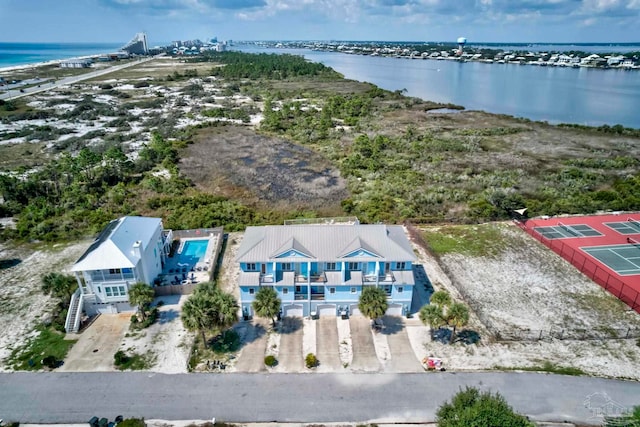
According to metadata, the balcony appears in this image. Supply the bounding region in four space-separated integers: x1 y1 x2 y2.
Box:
310 293 325 301
362 273 395 284
294 293 308 300
89 273 135 283
294 273 327 283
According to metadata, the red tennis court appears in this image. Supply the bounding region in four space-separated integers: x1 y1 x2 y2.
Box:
516 213 640 313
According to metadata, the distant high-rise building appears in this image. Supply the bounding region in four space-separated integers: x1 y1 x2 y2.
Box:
121 33 149 55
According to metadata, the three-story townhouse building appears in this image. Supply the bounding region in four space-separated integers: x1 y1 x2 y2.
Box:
236 222 416 318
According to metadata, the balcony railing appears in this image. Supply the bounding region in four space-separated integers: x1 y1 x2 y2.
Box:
362 273 395 283
89 273 135 282
294 294 308 300
294 273 327 283
310 293 325 301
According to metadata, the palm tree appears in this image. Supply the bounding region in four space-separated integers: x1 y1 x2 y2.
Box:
210 289 238 331
429 290 451 307
252 287 281 327
419 304 446 330
447 302 470 343
194 281 218 296
41 272 77 303
128 282 155 321
358 286 388 322
181 292 214 344
419 289 470 344
181 288 238 345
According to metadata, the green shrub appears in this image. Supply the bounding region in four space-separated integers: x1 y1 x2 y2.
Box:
264 355 278 367
305 353 318 369
114 350 129 366
117 418 146 427
212 329 240 353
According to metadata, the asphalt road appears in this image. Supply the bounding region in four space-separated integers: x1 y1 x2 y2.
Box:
1 372 638 424
0 56 156 101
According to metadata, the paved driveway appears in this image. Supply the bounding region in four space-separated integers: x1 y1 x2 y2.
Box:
316 317 341 372
349 316 380 372
59 314 130 372
233 319 268 372
277 316 304 372
382 316 423 372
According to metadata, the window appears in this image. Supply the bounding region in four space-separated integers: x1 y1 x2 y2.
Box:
105 286 127 297
295 286 302 293
281 262 292 271
397 286 403 293
282 288 289 295
97 286 101 293
249 288 255 295
329 287 336 294
350 287 357 294
246 263 257 271
348 262 359 270
396 262 406 270
108 268 121 275
326 262 337 270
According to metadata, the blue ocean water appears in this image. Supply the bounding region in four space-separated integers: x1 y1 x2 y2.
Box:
0 43 124 67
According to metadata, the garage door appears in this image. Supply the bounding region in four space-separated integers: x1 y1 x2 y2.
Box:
349 304 362 317
317 304 336 317
283 304 303 317
386 303 403 317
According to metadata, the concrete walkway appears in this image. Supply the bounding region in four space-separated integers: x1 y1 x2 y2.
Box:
277 317 304 372
1 372 638 424
233 319 269 373
316 317 341 372
349 316 380 372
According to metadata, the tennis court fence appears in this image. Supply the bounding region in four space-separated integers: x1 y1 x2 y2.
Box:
515 220 640 313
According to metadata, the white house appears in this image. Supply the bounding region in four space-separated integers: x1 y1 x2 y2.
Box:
65 216 172 332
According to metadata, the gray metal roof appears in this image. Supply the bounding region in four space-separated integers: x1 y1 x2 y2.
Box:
236 224 416 263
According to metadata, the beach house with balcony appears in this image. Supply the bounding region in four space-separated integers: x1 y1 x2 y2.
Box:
65 216 172 332
236 220 416 318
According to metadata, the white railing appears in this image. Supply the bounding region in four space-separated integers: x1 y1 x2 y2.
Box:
64 288 81 333
72 293 84 333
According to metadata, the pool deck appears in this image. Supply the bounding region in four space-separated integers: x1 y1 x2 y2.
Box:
156 228 223 288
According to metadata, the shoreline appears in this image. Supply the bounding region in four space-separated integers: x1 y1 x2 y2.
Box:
0 54 113 74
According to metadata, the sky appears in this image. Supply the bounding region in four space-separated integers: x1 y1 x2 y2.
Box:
0 0 639 44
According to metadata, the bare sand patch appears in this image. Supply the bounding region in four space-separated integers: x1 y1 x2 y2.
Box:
406 222 640 379
119 294 193 374
0 240 90 370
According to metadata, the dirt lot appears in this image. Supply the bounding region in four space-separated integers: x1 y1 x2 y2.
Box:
181 126 348 213
0 240 90 370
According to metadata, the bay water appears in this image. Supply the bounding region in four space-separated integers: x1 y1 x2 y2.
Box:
240 46 640 129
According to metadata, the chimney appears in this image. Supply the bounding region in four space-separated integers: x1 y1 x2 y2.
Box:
132 240 143 258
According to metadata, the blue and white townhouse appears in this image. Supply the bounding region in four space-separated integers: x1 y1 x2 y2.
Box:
236 221 416 318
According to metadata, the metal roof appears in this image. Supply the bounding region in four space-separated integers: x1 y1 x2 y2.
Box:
236 224 416 263
72 216 162 272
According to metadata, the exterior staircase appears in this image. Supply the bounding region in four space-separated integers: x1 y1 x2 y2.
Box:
64 289 84 333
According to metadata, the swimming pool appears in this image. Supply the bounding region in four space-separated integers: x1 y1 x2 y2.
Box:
178 239 209 265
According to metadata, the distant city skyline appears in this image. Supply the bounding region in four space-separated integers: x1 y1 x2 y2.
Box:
0 0 639 44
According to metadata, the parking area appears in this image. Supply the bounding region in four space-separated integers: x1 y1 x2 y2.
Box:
233 318 269 372
60 313 130 371
315 316 341 372
276 316 304 372
382 316 423 372
349 316 381 372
